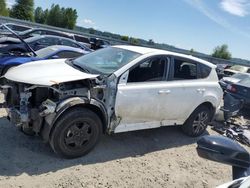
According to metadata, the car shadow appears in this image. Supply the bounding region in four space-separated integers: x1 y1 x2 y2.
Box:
0 117 206 176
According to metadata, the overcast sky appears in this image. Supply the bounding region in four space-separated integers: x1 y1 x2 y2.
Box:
6 0 250 60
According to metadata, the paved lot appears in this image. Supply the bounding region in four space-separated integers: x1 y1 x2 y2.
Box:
0 107 249 188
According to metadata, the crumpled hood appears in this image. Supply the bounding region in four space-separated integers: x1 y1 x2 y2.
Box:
4 59 99 86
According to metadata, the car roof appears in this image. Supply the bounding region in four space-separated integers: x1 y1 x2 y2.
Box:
23 28 72 35
114 45 216 68
38 45 85 53
25 35 77 42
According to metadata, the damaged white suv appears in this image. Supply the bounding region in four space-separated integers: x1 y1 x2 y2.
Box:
1 45 223 158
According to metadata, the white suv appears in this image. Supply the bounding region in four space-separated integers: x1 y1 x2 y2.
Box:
1 45 223 158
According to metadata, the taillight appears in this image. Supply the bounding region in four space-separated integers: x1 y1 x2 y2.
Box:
227 85 237 93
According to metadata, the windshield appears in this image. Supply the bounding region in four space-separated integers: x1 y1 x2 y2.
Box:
19 28 33 35
72 47 141 74
232 73 250 80
229 65 248 72
35 46 59 58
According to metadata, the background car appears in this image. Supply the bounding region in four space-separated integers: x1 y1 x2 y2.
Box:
3 23 32 32
219 72 250 90
227 76 250 107
0 35 92 54
90 37 111 50
223 65 250 77
73 34 91 48
3 28 74 40
0 45 89 75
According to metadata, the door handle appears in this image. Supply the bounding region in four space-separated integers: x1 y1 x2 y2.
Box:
158 90 171 94
197 88 206 93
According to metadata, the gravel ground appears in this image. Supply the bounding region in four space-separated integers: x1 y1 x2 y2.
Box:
0 106 249 188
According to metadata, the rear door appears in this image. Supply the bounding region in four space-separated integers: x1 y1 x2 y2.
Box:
166 56 211 121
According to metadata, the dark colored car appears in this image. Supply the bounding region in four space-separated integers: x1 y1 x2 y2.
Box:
4 28 74 40
227 77 250 107
89 37 110 50
219 73 250 90
0 23 32 32
0 35 92 54
0 45 89 75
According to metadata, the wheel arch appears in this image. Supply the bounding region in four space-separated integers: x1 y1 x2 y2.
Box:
41 97 108 143
196 102 216 121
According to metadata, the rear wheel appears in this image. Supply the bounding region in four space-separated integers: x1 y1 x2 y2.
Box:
50 108 102 158
182 106 212 137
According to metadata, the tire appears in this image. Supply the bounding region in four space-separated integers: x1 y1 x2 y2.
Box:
182 106 212 137
49 108 102 158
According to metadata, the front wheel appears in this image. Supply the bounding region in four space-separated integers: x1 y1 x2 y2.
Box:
182 106 212 137
49 108 102 158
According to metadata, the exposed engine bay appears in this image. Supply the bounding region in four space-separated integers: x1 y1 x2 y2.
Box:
0 75 118 141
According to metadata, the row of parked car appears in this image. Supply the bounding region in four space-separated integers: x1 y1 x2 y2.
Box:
217 64 250 108
0 23 113 75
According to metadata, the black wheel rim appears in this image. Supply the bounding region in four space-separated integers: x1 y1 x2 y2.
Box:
192 111 209 134
64 121 93 149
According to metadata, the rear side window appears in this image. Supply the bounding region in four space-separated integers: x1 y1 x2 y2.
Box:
200 64 212 78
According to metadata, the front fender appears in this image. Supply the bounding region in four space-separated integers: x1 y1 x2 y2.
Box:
41 97 108 142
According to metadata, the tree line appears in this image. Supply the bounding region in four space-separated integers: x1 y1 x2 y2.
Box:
0 0 232 59
0 0 78 29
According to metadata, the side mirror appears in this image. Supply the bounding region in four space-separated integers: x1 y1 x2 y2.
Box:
197 135 250 179
197 135 250 168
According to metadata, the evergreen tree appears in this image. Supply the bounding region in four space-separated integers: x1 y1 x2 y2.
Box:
212 44 232 60
0 0 9 16
10 0 34 21
34 7 46 24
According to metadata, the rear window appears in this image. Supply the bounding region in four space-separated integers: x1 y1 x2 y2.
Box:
239 77 250 86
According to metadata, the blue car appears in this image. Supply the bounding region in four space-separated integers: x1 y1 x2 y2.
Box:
0 45 89 75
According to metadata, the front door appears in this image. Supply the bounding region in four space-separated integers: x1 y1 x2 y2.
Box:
114 56 174 132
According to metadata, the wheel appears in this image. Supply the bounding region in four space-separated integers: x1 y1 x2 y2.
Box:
49 108 102 158
182 106 211 137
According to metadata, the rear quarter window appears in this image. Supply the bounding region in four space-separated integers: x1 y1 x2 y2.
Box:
200 64 212 78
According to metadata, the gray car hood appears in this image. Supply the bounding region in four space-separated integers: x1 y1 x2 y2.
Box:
4 59 99 86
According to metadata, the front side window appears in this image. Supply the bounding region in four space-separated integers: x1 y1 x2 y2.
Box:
173 58 197 80
72 47 141 75
128 57 168 82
